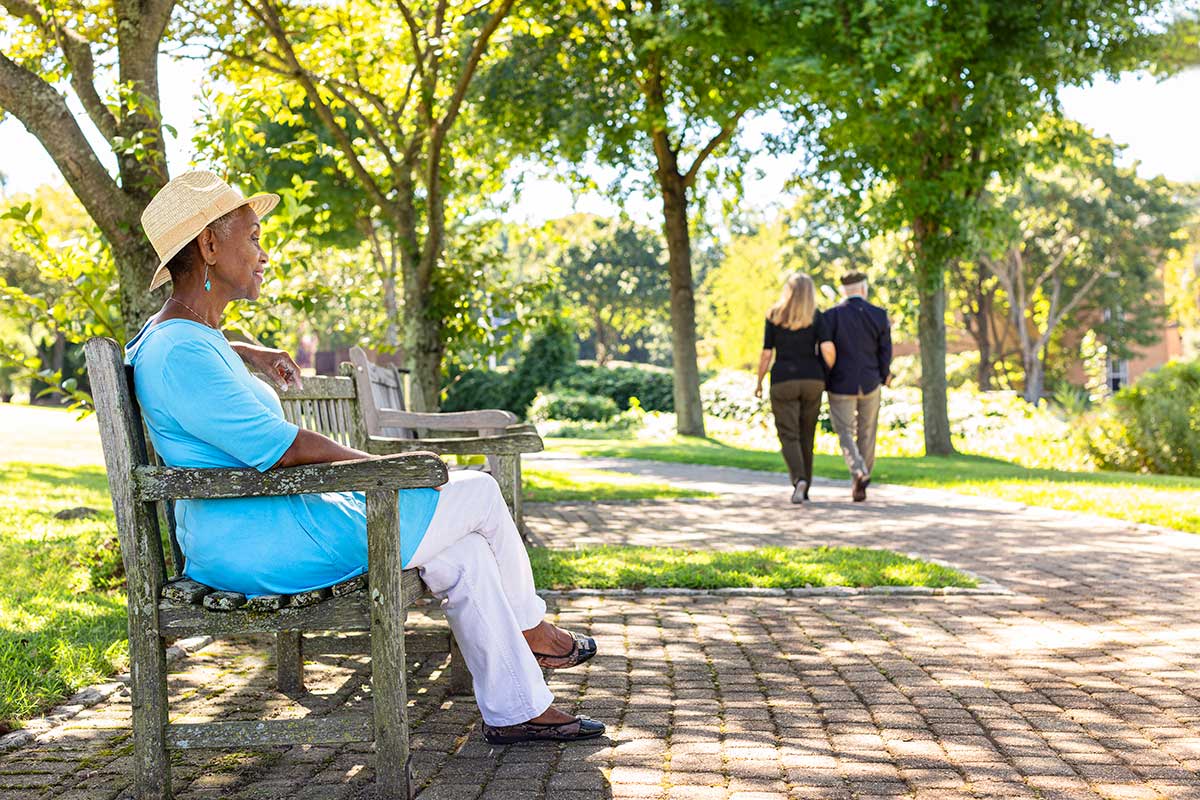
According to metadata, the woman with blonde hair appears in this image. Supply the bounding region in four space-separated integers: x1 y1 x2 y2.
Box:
755 272 832 503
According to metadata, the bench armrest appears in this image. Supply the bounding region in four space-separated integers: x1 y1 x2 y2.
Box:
364 430 544 457
133 452 448 501
375 408 519 433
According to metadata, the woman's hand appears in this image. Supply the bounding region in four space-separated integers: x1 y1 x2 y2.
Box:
230 342 304 390
754 383 763 399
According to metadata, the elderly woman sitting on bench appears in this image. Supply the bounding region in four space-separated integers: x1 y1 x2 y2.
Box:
125 170 602 745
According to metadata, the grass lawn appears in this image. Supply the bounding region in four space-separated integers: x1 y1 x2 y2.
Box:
528 545 976 590
522 465 715 502
0 462 127 734
549 436 1200 534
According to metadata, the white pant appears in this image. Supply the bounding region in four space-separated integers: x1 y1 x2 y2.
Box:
406 470 553 726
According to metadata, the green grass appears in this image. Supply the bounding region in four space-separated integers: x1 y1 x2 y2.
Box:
549 436 1200 534
522 465 715 502
0 462 128 734
528 545 976 590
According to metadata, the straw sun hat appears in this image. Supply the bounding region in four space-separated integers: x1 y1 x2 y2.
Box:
141 170 279 291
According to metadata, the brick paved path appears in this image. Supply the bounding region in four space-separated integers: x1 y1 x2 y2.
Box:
5 460 1200 799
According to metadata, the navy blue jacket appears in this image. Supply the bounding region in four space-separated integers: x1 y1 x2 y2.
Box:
822 297 892 395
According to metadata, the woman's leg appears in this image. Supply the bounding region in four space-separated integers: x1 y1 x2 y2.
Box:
797 379 825 488
406 471 545 630
769 380 805 486
415 532 554 726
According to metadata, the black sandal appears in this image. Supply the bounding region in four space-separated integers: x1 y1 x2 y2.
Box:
482 715 605 745
531 630 597 670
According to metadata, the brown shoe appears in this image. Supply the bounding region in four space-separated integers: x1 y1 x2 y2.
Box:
483 715 606 745
531 630 597 670
852 473 870 502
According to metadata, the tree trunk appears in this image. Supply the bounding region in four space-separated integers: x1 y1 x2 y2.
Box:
917 272 955 456
400 273 443 413
975 289 994 391
1022 345 1044 404
112 239 167 334
594 316 610 366
658 171 705 437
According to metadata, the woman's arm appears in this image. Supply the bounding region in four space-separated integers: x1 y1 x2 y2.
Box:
229 341 303 390
272 429 369 468
820 341 836 370
754 349 773 398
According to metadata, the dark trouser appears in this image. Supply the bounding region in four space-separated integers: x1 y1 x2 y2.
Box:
769 378 825 488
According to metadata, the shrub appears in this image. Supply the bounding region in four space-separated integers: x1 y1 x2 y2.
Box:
555 362 675 412
1085 360 1200 477
508 317 578 413
441 369 521 414
529 389 619 422
442 317 577 416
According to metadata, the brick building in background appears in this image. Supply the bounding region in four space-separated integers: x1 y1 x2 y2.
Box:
891 275 1189 397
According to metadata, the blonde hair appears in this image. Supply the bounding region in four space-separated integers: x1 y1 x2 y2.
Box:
767 272 816 330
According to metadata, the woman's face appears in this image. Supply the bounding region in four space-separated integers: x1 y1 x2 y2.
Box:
204 206 268 301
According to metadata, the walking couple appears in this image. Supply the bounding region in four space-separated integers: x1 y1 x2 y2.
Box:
754 272 892 504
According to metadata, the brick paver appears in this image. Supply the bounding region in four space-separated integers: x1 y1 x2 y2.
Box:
5 462 1200 799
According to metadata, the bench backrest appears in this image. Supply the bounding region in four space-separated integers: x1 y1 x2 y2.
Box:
85 337 369 583
348 346 413 439
85 338 170 605
275 370 367 448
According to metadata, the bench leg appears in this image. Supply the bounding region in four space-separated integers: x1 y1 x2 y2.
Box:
448 633 472 695
492 454 529 542
367 489 412 799
276 631 305 696
129 629 171 800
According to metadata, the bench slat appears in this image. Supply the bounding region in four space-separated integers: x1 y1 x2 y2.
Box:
161 578 212 605
157 573 426 635
134 453 447 501
203 591 247 611
166 714 371 749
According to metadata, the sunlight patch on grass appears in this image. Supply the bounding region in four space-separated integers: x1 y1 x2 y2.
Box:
522 465 715 502
0 462 128 733
528 545 976 590
547 436 1200 534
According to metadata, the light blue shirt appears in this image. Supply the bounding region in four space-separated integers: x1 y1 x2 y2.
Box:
125 318 439 596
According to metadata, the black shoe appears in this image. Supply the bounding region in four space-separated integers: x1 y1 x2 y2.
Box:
852 473 870 502
532 630 597 670
482 715 606 745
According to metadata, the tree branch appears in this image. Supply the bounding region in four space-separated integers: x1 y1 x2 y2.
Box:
3 0 122 143
436 0 516 137
682 111 746 189
394 0 427 79
248 0 396 217
0 50 139 246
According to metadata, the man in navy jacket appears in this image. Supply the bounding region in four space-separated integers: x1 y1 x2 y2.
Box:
819 272 892 502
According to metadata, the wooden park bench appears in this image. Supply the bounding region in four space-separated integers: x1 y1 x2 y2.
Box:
347 346 543 534
84 337 453 800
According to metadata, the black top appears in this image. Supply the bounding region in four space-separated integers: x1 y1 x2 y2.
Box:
822 297 892 395
763 311 829 383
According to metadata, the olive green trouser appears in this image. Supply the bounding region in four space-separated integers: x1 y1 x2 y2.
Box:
769 378 825 488
827 386 882 479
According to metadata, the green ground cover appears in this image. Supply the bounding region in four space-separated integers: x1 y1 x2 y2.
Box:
522 465 714 502
0 462 127 734
549 436 1200 534
529 545 976 590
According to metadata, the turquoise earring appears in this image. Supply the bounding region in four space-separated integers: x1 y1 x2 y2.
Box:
203 264 211 292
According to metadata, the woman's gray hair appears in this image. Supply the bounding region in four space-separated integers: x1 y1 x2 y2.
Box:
164 207 241 281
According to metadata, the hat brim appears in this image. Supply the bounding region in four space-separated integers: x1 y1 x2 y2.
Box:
148 192 280 292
